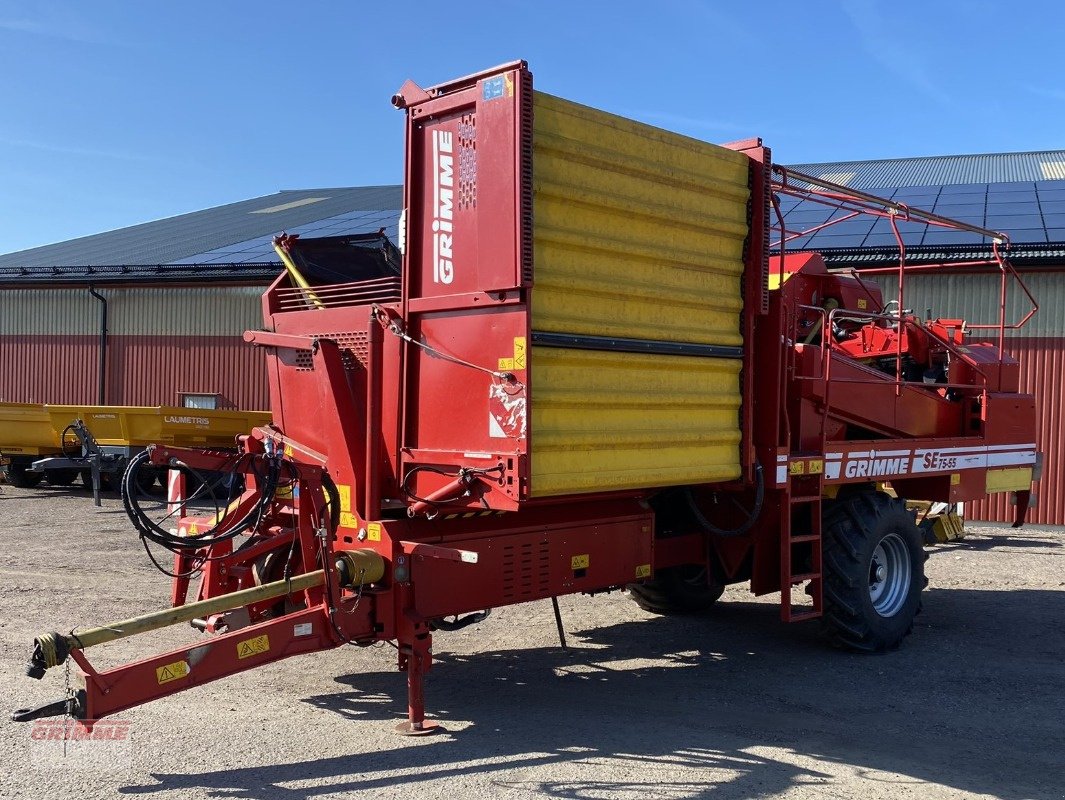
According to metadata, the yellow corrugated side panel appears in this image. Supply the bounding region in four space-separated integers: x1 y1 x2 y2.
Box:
530 348 742 496
531 92 750 346
528 93 747 496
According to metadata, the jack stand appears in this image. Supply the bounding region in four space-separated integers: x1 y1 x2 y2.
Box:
551 596 568 650
395 636 441 736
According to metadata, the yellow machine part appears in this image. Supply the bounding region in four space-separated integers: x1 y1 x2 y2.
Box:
0 402 69 450
530 348 742 496
531 92 749 346
932 511 965 543
528 92 749 496
43 405 271 447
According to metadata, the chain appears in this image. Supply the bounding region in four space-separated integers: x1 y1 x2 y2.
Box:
345 570 366 613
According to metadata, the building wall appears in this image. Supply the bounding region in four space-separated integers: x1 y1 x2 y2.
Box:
871 270 1063 525
0 285 270 410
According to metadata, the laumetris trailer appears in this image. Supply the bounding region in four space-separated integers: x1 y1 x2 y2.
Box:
14 61 1039 734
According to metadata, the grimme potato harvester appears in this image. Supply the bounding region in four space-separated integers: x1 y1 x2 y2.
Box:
14 61 1039 734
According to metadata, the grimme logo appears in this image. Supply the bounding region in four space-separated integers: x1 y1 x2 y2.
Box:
31 719 130 741
30 719 132 770
432 128 455 284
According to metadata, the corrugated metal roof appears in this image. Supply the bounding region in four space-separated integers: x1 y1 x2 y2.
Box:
0 185 402 269
785 150 1065 190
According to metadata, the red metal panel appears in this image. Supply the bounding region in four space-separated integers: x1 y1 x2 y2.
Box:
0 335 98 404
968 336 1064 525
108 335 269 409
397 63 532 509
0 334 269 410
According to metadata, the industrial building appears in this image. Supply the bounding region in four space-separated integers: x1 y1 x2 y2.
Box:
0 186 401 410
0 151 1060 523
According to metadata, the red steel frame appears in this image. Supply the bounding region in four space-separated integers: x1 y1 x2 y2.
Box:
19 61 1039 735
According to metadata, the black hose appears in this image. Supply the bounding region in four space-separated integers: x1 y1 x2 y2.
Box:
684 463 765 538
121 450 281 554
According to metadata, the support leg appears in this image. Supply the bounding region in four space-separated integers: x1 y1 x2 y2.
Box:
395 634 441 736
551 596 568 650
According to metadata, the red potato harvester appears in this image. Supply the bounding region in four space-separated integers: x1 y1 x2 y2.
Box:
14 60 1039 736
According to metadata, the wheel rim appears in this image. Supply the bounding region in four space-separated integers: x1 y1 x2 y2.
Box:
868 533 911 617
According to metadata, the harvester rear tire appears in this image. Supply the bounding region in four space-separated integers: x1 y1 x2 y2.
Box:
628 566 724 615
821 491 927 652
6 465 43 488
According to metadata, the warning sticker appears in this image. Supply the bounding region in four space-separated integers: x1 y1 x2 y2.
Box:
367 522 382 542
336 484 352 513
571 554 590 570
156 660 190 685
635 564 652 579
237 634 270 660
498 337 527 372
340 511 358 529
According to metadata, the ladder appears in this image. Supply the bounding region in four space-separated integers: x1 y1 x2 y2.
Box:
780 466 823 622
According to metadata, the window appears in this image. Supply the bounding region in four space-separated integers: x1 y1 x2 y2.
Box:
179 393 219 410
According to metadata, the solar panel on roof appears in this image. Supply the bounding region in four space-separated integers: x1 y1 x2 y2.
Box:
985 214 1044 230
987 201 1040 215
938 183 988 194
805 233 870 248
862 232 924 247
933 202 985 216
921 230 985 245
1007 229 1048 243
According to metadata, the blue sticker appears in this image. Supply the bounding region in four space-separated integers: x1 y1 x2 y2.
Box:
483 77 505 101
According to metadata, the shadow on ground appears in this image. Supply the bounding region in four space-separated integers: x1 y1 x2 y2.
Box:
119 585 1065 799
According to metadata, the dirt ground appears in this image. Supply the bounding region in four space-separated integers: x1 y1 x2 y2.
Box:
0 484 1062 800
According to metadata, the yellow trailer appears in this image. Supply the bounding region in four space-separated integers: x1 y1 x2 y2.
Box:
0 403 270 490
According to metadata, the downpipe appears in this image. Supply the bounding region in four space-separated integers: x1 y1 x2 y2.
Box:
88 285 108 404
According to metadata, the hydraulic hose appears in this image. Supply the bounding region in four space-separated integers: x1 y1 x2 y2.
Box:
684 463 765 538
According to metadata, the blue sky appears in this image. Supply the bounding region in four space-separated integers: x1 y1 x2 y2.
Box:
2 0 1063 254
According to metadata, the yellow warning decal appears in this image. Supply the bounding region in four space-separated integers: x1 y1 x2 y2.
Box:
857 298 868 310
635 563 651 579
789 461 805 475
188 523 199 535
237 634 270 660
571 554 589 570
950 473 961 486
807 459 823 475
275 484 294 499
283 445 294 458
339 511 358 529
499 337 527 372
367 522 382 542
336 484 352 513
156 660 190 685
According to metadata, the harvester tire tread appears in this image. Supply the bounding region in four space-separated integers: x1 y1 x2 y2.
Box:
628 566 724 615
821 491 927 653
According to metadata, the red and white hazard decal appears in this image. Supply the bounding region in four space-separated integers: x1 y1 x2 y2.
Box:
488 383 526 439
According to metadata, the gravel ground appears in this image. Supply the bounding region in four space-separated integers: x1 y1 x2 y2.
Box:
0 484 1062 800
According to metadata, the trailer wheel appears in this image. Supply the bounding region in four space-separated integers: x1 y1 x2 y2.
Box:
6 464 43 488
628 566 724 615
821 491 927 652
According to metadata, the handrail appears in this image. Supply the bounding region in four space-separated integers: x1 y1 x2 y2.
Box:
770 165 1039 369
